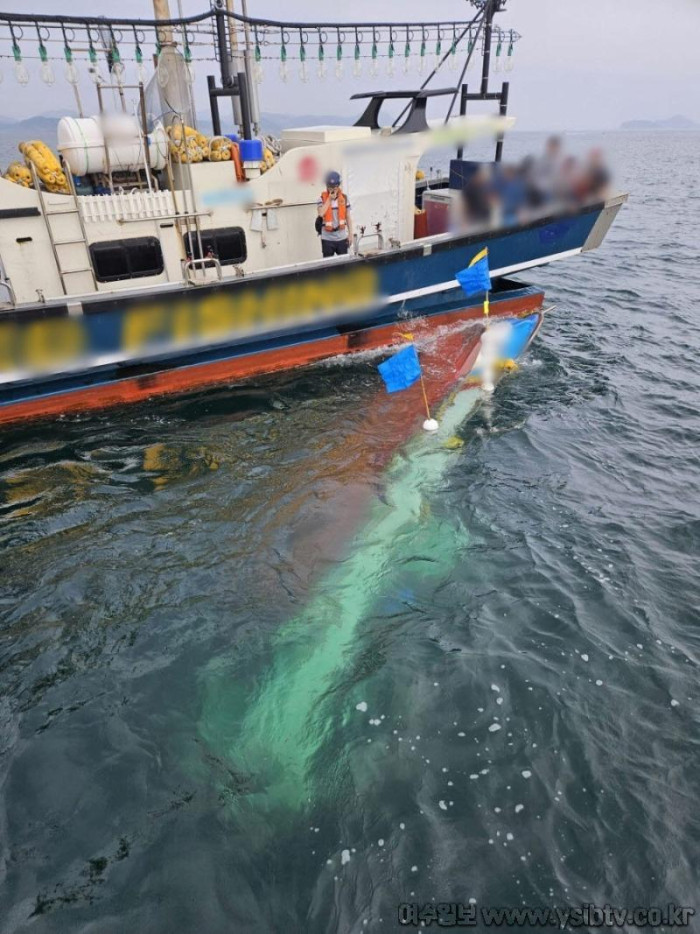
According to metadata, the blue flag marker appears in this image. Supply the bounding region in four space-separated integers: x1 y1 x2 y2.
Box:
378 344 422 393
456 247 491 297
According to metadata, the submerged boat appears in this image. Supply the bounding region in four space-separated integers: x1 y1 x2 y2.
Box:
0 1 625 426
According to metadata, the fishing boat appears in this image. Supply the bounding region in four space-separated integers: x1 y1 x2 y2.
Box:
0 0 626 426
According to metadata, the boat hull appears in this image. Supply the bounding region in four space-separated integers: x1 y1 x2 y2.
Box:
0 280 543 426
0 194 623 426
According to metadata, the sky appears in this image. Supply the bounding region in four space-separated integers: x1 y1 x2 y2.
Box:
0 0 698 131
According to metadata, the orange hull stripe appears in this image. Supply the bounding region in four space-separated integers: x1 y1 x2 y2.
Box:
0 294 542 426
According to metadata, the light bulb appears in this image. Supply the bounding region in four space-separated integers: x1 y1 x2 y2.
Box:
317 59 326 79
506 51 514 72
254 62 264 84
112 61 125 85
89 66 104 85
156 56 169 88
299 60 308 82
14 61 29 85
370 59 379 78
494 55 502 73
335 60 344 80
279 60 288 82
353 58 362 79
40 60 55 85
136 61 147 85
65 61 79 85
386 56 394 77
403 56 411 74
418 55 426 75
186 62 195 85
448 52 457 72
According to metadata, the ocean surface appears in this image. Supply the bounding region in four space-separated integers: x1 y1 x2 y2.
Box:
1 131 699 933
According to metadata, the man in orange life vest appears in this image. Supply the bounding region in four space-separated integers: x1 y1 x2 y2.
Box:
316 170 354 257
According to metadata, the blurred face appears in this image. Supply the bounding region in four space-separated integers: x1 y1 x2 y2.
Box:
328 183 339 194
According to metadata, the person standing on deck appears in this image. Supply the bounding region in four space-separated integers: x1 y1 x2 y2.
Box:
317 171 354 257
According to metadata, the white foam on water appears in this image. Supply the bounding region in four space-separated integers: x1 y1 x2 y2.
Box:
596 680 603 686
341 849 351 865
671 699 679 707
411 865 418 872
581 654 589 662
496 697 504 705
490 684 500 693
378 839 384 847
521 770 532 779
469 774 479 780
506 833 514 841
356 701 368 712
489 723 502 732
439 800 447 811
515 804 524 813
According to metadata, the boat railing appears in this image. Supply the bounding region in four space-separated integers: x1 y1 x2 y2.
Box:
183 256 222 285
354 223 385 257
0 254 15 308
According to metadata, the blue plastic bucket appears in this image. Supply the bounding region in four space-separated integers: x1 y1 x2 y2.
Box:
239 138 263 162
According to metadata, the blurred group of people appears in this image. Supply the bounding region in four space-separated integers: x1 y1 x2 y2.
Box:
460 137 612 228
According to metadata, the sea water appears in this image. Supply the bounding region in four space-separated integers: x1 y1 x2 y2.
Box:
0 132 699 932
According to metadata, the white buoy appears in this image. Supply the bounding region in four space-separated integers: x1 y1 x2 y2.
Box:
423 418 439 432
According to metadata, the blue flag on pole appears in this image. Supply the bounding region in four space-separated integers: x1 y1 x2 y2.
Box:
455 247 491 297
378 344 422 393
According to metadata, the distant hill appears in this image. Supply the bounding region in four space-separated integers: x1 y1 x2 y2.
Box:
0 109 356 165
0 109 349 138
198 112 352 137
621 115 699 130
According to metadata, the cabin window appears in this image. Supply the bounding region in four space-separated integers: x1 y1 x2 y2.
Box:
90 237 164 282
184 227 247 266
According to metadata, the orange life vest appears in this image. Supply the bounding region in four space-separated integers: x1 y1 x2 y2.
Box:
322 189 347 231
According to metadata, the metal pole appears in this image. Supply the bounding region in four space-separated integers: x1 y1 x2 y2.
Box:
456 83 468 160
237 70 252 141
225 0 244 129
239 0 261 136
215 6 233 88
208 75 222 135
139 82 155 190
152 0 174 46
494 80 509 162
480 0 495 97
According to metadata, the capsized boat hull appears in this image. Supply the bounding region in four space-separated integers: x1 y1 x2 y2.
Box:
197 307 545 820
